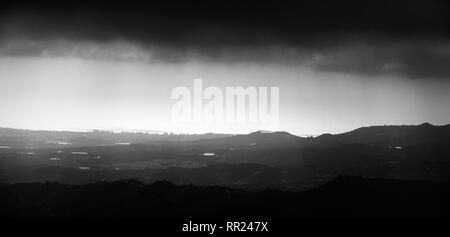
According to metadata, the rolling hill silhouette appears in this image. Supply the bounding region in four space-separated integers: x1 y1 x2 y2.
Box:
183 123 450 150
1 176 449 217
310 123 450 147
190 130 304 149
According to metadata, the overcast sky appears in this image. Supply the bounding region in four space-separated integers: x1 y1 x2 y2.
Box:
0 0 449 135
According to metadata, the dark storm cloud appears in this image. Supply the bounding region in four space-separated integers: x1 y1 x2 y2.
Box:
1 0 448 46
309 40 450 79
1 0 449 79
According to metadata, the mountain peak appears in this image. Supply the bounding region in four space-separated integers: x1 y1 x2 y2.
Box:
249 130 295 137
418 122 433 127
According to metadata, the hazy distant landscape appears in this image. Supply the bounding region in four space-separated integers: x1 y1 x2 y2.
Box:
1 123 449 188
1 123 450 217
0 124 450 216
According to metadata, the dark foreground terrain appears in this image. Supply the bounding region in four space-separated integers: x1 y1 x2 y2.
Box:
1 176 449 217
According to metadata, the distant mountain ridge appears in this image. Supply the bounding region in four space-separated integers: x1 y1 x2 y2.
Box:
189 130 304 149
311 123 450 147
188 123 450 149
1 123 449 149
